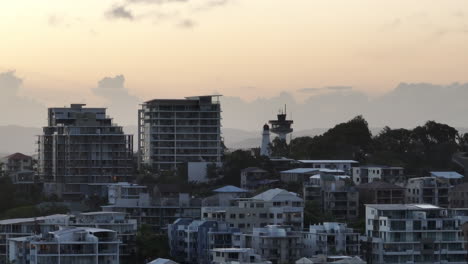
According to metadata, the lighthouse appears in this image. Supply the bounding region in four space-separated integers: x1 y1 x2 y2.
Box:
260 124 271 157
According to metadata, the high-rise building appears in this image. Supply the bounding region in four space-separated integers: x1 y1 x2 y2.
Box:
138 95 223 171
37 104 133 200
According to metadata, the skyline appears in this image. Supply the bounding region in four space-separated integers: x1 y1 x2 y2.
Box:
2 0 468 129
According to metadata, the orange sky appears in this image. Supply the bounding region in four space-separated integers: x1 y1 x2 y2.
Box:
1 0 468 104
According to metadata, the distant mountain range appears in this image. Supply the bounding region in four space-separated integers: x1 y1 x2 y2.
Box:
1 125 467 157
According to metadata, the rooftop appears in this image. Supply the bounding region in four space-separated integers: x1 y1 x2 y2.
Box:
213 185 248 193
281 168 344 174
0 214 69 225
211 248 252 253
298 160 358 164
3 152 32 160
355 181 405 190
242 167 268 173
366 204 441 210
251 188 302 202
430 171 464 179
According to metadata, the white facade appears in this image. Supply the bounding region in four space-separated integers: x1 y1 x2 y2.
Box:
260 125 271 157
8 227 120 264
364 204 467 264
405 177 451 207
297 160 358 174
211 248 272 264
202 189 304 232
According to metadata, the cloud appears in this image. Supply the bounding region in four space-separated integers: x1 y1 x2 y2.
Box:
0 71 46 126
92 75 141 125
176 19 196 28
297 88 322 93
106 6 134 20
127 0 188 3
326 86 352 91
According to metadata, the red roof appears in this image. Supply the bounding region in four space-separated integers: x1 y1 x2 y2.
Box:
5 153 32 160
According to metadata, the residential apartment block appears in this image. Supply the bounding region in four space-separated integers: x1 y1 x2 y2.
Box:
303 174 359 221
281 168 346 184
202 188 304 232
8 227 120 264
297 160 358 174
0 215 70 264
241 167 278 192
102 187 201 232
405 177 451 207
168 219 241 264
352 166 404 185
37 104 133 200
364 204 467 264
138 95 222 171
211 248 271 264
303 222 360 257
450 183 468 208
242 225 303 264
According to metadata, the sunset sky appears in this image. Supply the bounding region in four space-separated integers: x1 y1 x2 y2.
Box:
2 0 468 105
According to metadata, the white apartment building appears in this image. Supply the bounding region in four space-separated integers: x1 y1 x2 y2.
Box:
8 227 120 264
364 204 467 264
303 222 360 257
0 214 70 264
281 168 346 184
202 188 304 232
138 95 223 171
211 248 272 264
242 225 303 264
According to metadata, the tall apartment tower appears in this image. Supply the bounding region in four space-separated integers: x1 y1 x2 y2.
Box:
37 104 133 200
138 95 223 171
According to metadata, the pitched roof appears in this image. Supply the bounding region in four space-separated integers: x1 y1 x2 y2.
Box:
4 152 31 160
252 188 302 202
213 185 248 193
355 181 404 190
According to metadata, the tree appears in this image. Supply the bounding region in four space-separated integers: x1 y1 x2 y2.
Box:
135 225 170 263
222 150 259 186
303 201 335 226
206 163 219 180
269 137 290 157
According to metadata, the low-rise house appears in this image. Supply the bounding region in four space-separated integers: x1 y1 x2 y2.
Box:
364 204 467 264
241 167 278 191
303 174 359 221
202 188 304 232
0 153 33 174
242 225 303 264
352 166 404 185
8 227 120 264
405 177 451 207
147 258 179 264
168 219 241 264
211 248 272 264
303 222 360 257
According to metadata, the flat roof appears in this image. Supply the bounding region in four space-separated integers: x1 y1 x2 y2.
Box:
298 160 358 164
430 171 464 179
366 204 441 210
281 168 344 174
0 214 69 225
211 248 251 253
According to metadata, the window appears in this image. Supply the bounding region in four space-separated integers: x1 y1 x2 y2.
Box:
230 214 236 219
239 214 245 219
277 213 283 219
